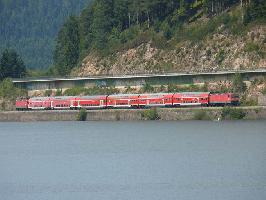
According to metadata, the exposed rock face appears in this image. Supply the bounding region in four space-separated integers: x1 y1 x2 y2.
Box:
72 25 266 77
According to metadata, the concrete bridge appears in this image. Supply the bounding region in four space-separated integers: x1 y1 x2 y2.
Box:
12 70 266 91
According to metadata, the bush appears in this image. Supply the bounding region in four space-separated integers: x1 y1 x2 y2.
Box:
64 86 119 96
76 108 87 121
232 73 247 94
0 78 27 99
216 49 225 64
64 87 85 96
141 83 154 93
240 96 258 106
244 42 260 53
44 89 52 97
262 87 266 95
142 108 160 120
221 107 246 120
193 110 210 120
167 83 178 92
55 89 62 96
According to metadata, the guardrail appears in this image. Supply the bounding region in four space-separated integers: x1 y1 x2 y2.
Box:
11 68 266 83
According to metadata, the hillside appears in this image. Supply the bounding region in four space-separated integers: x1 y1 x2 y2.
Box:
51 0 266 76
0 0 92 69
73 22 266 76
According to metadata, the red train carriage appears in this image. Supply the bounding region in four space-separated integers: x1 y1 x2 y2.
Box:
209 93 240 106
15 92 240 111
16 98 28 110
28 97 52 110
107 94 140 108
173 92 209 106
51 96 72 110
73 95 107 109
138 93 174 108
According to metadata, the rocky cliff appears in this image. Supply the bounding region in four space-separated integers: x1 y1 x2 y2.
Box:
72 24 266 77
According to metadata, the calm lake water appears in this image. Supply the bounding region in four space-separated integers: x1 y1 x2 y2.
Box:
0 121 266 200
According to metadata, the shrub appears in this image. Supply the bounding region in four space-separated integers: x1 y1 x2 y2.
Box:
167 83 177 92
142 108 160 120
262 87 266 95
64 86 119 96
76 108 87 121
216 49 225 64
240 96 258 106
55 89 62 96
64 87 85 96
193 110 210 120
232 73 247 94
221 107 246 120
44 89 52 97
0 78 27 99
244 42 260 53
141 83 154 93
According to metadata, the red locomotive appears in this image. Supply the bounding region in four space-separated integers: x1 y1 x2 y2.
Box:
16 92 240 110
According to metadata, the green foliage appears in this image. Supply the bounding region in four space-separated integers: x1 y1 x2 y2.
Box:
91 0 113 51
142 108 160 120
262 87 266 95
44 90 52 97
125 86 135 94
141 83 154 93
64 87 85 96
244 0 266 24
55 89 63 96
193 110 211 120
64 86 119 96
216 49 225 64
51 0 246 75
0 49 26 80
54 16 80 75
240 95 258 106
244 42 260 52
0 79 27 99
232 73 247 94
76 108 87 121
0 0 92 69
221 107 246 120
167 83 208 93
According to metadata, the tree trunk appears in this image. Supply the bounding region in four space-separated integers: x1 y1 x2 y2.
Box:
147 11 150 29
128 12 131 27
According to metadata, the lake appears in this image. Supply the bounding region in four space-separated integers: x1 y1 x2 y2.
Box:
0 121 266 200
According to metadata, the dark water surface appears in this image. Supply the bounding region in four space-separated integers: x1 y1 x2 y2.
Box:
0 121 266 200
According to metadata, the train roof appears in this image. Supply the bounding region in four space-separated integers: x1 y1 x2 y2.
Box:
29 97 52 100
77 95 107 99
108 94 140 97
179 92 210 94
139 93 173 97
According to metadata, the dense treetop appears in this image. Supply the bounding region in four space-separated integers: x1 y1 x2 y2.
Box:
0 0 92 69
0 49 26 80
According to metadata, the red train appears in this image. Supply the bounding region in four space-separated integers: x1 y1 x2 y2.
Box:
16 92 240 110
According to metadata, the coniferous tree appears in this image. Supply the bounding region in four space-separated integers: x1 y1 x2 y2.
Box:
79 4 94 58
54 16 80 75
244 0 266 24
91 0 114 50
0 49 26 80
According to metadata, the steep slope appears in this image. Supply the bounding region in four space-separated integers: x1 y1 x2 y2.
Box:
73 21 266 76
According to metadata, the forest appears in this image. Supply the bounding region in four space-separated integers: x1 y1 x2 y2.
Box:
53 0 266 75
0 0 92 69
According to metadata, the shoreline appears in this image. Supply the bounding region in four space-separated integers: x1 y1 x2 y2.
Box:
1 107 266 122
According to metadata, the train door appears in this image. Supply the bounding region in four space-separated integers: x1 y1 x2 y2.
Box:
100 100 104 107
